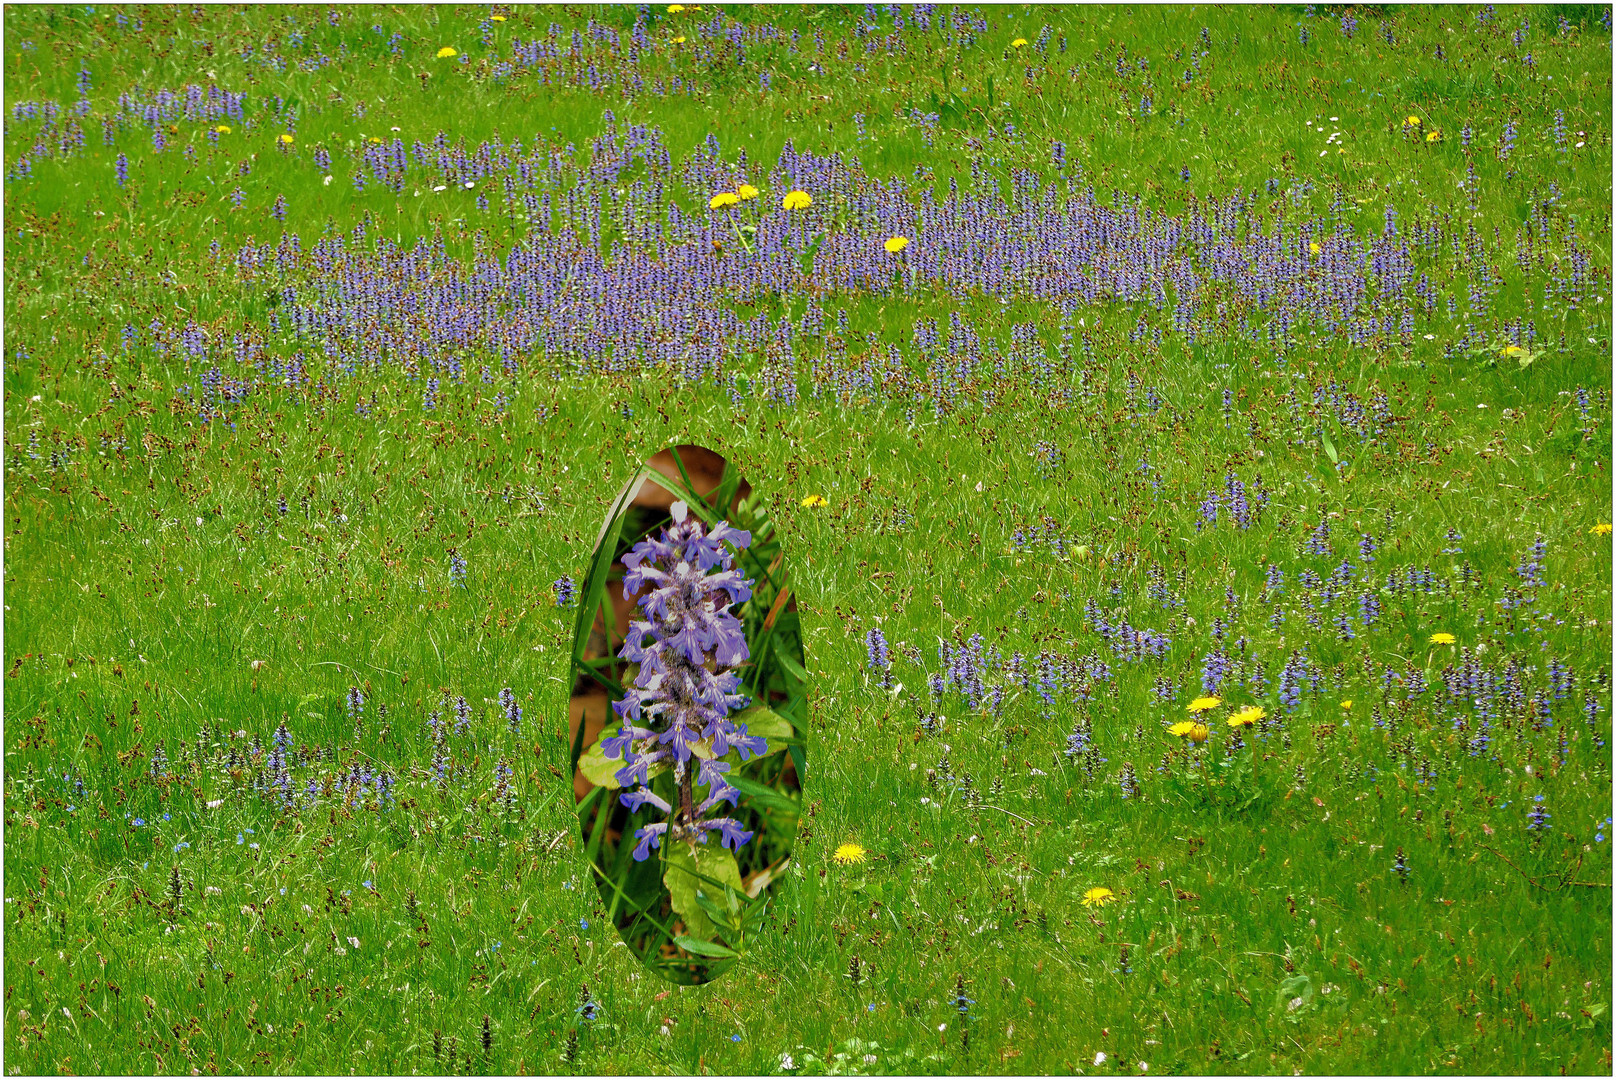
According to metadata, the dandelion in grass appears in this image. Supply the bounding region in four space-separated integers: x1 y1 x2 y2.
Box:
1081 886 1116 908
213 124 230 135
833 843 867 866
1011 37 1029 47
883 235 909 254
1406 115 1421 126
1429 632 1457 645
667 3 684 10
1187 696 1221 714
801 494 827 507
1339 700 1353 711
604 501 760 861
1167 720 1199 740
782 190 812 210
1593 524 1613 536
278 134 294 145
1228 706 1265 728
672 35 686 43
1309 241 1321 254
1425 130 1442 142
437 46 458 58
736 183 759 200
709 192 740 209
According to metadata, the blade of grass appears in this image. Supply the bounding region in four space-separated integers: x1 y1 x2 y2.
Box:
668 446 713 516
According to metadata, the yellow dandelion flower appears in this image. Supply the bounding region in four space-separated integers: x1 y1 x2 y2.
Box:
1406 115 1421 126
667 3 684 11
833 843 867 866
1168 720 1199 738
1309 242 1321 254
709 192 740 209
278 133 294 144
1228 706 1266 727
672 35 686 43
1187 696 1222 713
214 124 231 134
437 46 458 59
1011 37 1029 48
884 235 909 253
1340 699 1354 710
1502 345 1529 359
1188 723 1209 745
489 14 506 21
801 494 828 508
1429 632 1457 645
737 183 759 200
1593 523 1614 536
1081 887 1116 907
782 189 812 210
368 136 382 144
1426 130 1442 143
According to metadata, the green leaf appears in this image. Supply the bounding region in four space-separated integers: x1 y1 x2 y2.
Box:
1274 973 1316 1013
664 844 743 941
774 650 810 687
672 935 738 959
1320 431 1339 465
576 739 625 790
726 774 801 815
796 233 825 278
578 736 668 790
692 884 742 931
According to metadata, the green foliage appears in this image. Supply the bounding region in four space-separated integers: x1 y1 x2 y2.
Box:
3 2 1612 1075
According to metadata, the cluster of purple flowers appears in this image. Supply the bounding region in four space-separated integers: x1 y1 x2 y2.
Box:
866 627 892 687
601 502 764 862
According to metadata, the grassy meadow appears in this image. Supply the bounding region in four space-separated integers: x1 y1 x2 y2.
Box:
3 2 1613 1075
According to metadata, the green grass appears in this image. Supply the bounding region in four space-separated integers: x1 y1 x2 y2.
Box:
4 3 1613 1075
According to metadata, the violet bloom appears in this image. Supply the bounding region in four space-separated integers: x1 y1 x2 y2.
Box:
604 501 763 861
866 627 891 687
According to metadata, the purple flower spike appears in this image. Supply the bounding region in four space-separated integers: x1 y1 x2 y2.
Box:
607 500 760 859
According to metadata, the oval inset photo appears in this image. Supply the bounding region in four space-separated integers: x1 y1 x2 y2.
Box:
567 445 804 985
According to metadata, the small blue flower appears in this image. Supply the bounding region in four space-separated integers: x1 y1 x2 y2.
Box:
132 817 146 827
142 861 148 871
280 887 287 895
162 813 171 821
65 805 75 813
236 832 245 844
363 880 374 890
867 1002 877 1012
580 918 589 930
173 842 190 852
731 1034 742 1043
